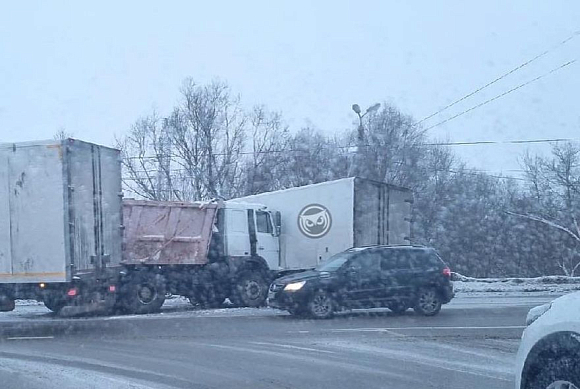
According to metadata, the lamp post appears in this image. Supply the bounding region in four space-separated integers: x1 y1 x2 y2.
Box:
351 103 380 177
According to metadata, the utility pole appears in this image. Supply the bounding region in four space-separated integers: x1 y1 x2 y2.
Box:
156 117 172 200
350 103 380 177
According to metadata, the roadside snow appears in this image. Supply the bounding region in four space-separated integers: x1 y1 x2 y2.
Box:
0 356 171 389
452 273 580 295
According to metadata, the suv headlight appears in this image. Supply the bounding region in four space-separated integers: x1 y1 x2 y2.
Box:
284 281 306 292
526 303 552 326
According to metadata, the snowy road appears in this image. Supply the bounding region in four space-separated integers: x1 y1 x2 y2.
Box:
0 294 558 388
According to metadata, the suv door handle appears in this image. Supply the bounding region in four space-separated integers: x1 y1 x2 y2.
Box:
258 246 265 250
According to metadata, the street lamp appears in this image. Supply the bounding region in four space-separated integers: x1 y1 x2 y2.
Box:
352 103 380 142
350 103 380 177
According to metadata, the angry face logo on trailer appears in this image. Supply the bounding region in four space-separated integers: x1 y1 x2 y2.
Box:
297 204 332 238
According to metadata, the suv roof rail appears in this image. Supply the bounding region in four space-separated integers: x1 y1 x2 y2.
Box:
349 244 428 250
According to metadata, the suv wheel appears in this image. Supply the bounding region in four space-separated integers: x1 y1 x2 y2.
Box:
308 290 334 319
414 288 442 316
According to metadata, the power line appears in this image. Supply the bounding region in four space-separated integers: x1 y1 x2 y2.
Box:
122 168 531 183
416 29 580 125
422 60 577 132
123 137 578 160
425 138 576 146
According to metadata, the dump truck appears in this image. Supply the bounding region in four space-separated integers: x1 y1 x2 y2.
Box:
0 139 413 314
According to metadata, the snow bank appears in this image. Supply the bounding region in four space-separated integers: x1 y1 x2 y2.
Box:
452 272 580 294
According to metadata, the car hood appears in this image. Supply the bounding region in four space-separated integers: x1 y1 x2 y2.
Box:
276 270 326 284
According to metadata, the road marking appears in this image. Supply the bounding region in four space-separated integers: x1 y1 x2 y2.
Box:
6 336 55 340
249 341 336 354
329 325 526 332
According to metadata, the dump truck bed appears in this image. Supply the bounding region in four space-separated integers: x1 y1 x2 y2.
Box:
122 200 219 265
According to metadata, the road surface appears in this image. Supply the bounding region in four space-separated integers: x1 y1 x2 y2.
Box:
0 294 558 389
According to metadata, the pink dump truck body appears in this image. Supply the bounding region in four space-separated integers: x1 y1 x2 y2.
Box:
122 199 219 266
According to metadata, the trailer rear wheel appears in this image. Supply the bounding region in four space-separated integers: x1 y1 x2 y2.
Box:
0 293 15 312
231 271 268 308
120 271 166 314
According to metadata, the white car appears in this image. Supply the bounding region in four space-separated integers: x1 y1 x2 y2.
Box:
516 292 580 389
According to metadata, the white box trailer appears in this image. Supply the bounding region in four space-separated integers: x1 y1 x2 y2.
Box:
0 139 123 285
230 177 412 271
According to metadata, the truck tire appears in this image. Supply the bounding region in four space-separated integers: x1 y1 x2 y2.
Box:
0 294 15 312
120 271 166 314
231 271 268 308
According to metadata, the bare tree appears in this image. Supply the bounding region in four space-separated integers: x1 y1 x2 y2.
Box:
118 79 249 201
509 143 580 276
357 104 424 186
170 79 247 199
242 106 290 195
116 112 178 201
54 128 74 140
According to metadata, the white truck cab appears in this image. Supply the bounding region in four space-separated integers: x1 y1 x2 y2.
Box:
221 202 281 271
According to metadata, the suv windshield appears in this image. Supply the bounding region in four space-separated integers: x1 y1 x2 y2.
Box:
316 252 353 272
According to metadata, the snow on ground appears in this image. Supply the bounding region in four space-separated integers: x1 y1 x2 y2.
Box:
0 356 172 389
452 273 580 295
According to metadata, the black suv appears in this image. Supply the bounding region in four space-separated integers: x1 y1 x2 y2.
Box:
267 245 454 319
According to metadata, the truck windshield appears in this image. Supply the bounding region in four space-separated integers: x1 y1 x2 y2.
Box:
316 252 352 272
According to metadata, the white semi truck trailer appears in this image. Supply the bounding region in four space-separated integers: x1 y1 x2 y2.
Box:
0 139 412 315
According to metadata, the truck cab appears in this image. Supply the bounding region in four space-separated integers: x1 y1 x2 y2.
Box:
221 202 281 271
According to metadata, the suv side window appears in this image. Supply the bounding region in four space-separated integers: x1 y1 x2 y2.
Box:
349 252 379 273
380 250 411 271
408 249 442 269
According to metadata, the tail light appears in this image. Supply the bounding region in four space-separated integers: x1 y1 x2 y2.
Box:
442 267 451 277
67 287 78 297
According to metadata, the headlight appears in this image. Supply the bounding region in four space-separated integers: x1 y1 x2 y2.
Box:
284 281 306 292
526 303 552 326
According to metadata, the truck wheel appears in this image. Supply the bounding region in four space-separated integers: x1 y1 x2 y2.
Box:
0 294 16 312
307 290 335 319
231 272 268 308
413 288 442 316
121 272 166 314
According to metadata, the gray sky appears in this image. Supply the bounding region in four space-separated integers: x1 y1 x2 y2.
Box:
1 1 579 177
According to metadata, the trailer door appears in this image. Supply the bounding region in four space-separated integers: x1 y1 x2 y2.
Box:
1 144 68 283
0 154 12 276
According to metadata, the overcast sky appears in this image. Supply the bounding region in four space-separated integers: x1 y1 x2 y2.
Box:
1 1 579 177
